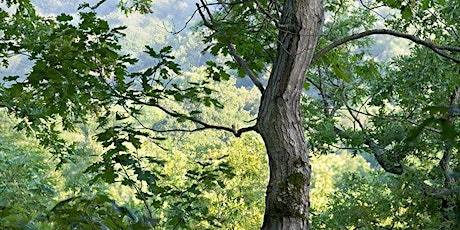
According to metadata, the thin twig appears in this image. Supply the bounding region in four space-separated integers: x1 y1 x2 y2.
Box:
254 0 279 28
120 164 153 219
152 102 256 137
358 0 387 20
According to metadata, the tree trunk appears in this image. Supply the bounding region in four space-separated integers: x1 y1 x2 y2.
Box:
257 0 323 229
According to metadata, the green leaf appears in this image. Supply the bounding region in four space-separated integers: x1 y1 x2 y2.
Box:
101 167 117 183
401 6 413 20
3 75 20 81
332 64 351 82
439 118 456 141
379 0 401 8
56 14 73 22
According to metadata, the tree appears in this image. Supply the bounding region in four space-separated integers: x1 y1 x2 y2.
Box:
197 0 324 228
303 0 460 228
1 0 460 229
192 0 460 228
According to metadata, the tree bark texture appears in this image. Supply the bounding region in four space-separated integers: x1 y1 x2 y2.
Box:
257 0 324 229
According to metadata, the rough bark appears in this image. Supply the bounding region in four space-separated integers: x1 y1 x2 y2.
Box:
440 86 459 215
256 0 324 229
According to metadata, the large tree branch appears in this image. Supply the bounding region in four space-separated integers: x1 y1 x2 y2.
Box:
334 125 460 200
440 86 459 187
312 29 460 64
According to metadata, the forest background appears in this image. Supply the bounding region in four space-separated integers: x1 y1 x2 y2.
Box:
0 0 459 229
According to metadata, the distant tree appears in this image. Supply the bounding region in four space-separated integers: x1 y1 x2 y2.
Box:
1 0 460 229
0 113 56 229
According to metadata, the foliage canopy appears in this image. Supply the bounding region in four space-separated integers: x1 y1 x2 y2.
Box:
1 0 460 229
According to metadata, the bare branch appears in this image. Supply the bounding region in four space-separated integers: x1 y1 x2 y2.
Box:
341 85 365 131
122 93 256 137
169 9 200 35
312 29 460 64
196 2 215 30
305 68 332 117
227 44 265 93
152 102 256 137
343 106 442 134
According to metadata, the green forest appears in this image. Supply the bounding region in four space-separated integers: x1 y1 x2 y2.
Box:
0 0 459 229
